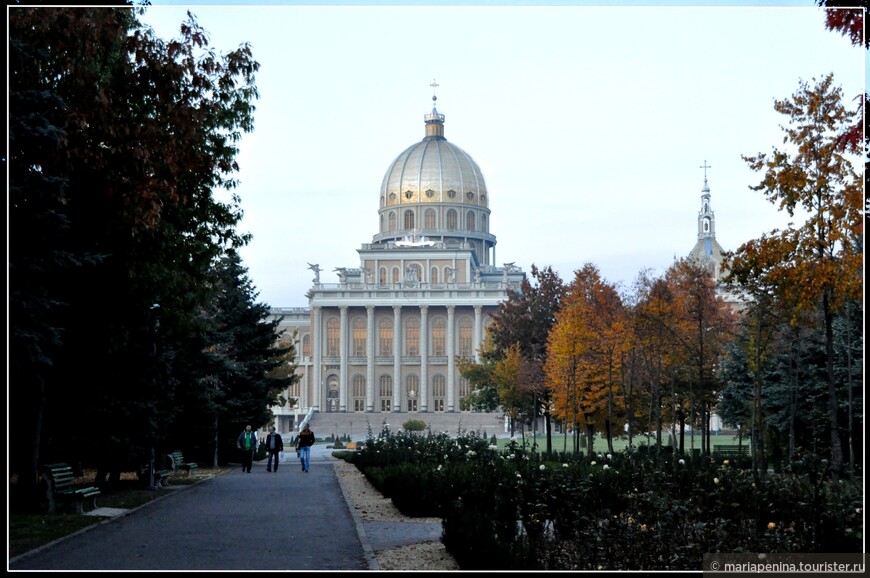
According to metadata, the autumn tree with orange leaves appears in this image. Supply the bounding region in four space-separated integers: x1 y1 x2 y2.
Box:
728 73 862 473
544 264 626 456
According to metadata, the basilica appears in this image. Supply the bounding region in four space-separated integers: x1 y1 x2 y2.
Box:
268 94 524 435
267 97 733 437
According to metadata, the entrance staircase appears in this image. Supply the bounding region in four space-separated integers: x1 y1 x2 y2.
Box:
306 411 507 441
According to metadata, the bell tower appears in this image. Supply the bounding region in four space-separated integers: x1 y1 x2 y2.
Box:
688 160 725 281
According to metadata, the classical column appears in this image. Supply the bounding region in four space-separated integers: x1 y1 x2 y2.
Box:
473 305 483 363
366 306 376 412
392 305 402 412
446 305 456 412
312 306 321 412
339 306 348 412
419 304 429 412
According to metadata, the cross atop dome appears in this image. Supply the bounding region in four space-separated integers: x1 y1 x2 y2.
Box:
424 79 445 137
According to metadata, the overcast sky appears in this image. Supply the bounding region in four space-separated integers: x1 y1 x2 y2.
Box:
141 1 865 308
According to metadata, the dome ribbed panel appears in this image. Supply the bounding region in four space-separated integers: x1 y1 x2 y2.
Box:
379 139 488 215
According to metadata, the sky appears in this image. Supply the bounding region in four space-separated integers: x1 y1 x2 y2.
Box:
140 1 865 308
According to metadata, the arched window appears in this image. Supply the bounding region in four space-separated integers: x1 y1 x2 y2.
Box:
430 267 439 284
388 211 396 231
378 374 393 412
446 209 457 230
302 333 311 357
466 211 475 231
378 318 393 356
404 210 415 230
392 267 400 284
379 267 387 285
459 318 473 358
326 318 339 357
406 374 419 412
352 318 366 357
352 374 366 412
432 374 446 412
432 317 446 356
405 317 419 356
482 214 487 232
424 208 436 230
458 375 470 408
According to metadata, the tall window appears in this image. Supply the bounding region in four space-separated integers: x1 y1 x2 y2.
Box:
406 375 419 412
446 209 457 230
432 374 446 412
379 374 393 412
378 318 393 356
432 317 446 356
459 375 471 406
404 209 415 230
459 318 473 358
405 317 419 356
466 210 475 231
352 318 366 357
424 208 436 229
352 374 366 412
392 267 400 284
388 211 396 231
430 267 439 284
379 267 387 284
326 318 340 357
481 214 487 232
302 333 311 357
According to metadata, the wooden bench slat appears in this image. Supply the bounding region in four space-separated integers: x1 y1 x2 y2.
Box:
169 451 198 474
42 462 101 514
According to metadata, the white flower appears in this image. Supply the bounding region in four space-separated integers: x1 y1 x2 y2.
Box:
679 459 685 465
603 464 610 470
488 445 498 450
437 464 442 471
466 450 477 458
516 472 522 478
539 464 546 470
714 477 720 485
562 463 569 468
606 454 612 460
590 461 597 466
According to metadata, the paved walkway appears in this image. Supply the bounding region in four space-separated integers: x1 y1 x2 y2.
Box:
9 447 442 571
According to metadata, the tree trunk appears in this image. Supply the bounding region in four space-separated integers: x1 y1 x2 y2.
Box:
823 292 843 475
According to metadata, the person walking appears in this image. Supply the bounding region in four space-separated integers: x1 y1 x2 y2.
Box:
264 426 283 472
236 424 258 473
295 423 315 473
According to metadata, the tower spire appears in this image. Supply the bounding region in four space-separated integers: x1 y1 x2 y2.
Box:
697 160 715 241
424 78 445 139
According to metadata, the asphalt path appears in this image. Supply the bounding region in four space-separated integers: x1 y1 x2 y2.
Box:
9 447 371 571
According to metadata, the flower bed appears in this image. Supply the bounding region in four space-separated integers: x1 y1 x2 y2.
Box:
349 427 863 570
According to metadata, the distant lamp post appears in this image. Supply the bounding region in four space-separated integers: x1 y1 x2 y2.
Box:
408 389 417 412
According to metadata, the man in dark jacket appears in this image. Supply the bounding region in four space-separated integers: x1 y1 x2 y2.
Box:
264 426 284 472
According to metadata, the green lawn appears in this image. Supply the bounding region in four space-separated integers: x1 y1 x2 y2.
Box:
497 432 749 454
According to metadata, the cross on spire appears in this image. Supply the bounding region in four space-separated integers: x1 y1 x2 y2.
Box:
700 160 712 183
430 79 439 102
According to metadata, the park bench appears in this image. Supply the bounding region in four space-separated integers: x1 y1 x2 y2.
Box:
140 462 171 488
168 450 199 475
42 463 101 514
713 444 749 458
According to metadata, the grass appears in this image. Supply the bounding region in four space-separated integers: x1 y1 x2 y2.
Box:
8 467 232 559
494 431 750 454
